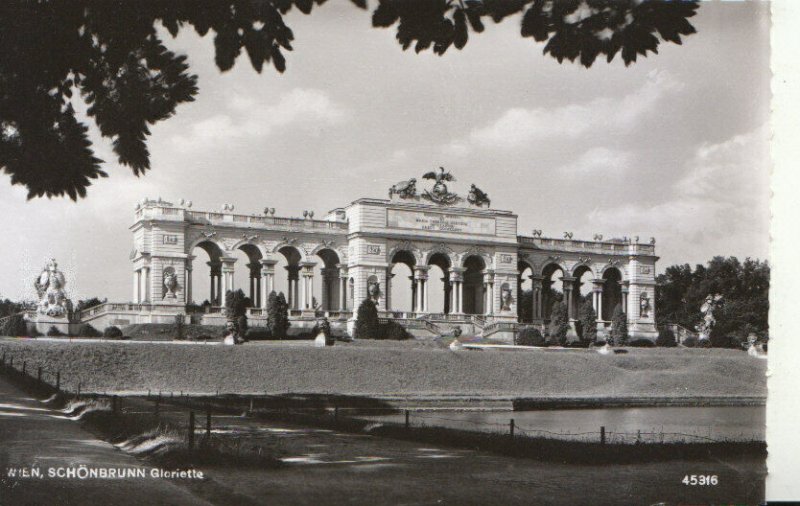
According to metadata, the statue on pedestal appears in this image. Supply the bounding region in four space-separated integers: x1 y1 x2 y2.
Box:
697 294 723 343
34 258 70 318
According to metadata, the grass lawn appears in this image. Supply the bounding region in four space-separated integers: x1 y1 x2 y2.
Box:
0 338 765 399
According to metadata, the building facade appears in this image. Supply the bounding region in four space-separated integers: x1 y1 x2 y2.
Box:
82 171 658 341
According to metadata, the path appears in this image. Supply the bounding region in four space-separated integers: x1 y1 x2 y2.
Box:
0 375 210 506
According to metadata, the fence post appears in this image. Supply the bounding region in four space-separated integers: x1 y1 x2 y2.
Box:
206 410 212 442
188 411 195 451
77 383 81 396
510 419 515 438
155 394 160 415
249 398 254 415
334 405 339 423
56 371 60 391
601 426 606 445
22 361 26 377
9 357 13 369
405 410 410 429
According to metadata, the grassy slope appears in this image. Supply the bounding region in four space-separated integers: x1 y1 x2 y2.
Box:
0 340 765 398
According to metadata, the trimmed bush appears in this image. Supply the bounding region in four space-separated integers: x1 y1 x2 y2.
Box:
516 326 546 346
628 338 655 348
237 314 249 338
245 328 272 340
1 314 28 337
173 314 185 340
354 298 379 339
548 301 569 346
610 304 628 346
682 336 698 348
103 326 123 339
74 323 101 338
577 298 597 343
376 321 410 340
47 325 65 337
656 328 677 347
267 291 290 339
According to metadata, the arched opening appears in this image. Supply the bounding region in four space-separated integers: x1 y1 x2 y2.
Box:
541 263 565 321
427 252 451 314
389 250 416 313
232 244 262 307
190 240 223 306
315 248 342 311
518 261 534 322
278 246 302 310
462 255 486 315
602 267 623 321
572 264 594 317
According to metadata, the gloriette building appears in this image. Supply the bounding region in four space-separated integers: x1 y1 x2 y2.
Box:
81 169 658 341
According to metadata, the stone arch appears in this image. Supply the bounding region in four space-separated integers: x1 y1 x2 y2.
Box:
601 266 624 320
540 261 567 321
187 235 225 257
458 248 492 269
188 238 225 306
229 238 268 258
387 242 422 265
422 244 456 266
271 241 308 263
598 260 627 279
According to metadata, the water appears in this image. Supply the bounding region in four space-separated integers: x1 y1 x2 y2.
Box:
357 406 765 443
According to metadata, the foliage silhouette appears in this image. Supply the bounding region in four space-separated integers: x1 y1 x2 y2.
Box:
0 0 698 199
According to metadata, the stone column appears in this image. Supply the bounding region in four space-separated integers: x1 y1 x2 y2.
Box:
285 265 300 309
143 266 151 302
592 279 605 322
414 266 429 314
561 276 576 319
410 275 418 313
529 275 543 320
259 259 277 309
221 257 236 299
449 267 464 314
185 256 194 305
621 281 630 316
485 270 497 316
338 265 348 311
133 270 140 303
300 262 316 311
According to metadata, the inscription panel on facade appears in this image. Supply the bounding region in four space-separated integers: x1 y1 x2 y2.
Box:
387 209 496 236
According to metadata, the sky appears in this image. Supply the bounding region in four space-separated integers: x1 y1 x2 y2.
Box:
0 1 771 303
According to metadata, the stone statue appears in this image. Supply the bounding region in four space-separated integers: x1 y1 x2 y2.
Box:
368 280 381 301
163 268 179 299
35 258 70 317
467 184 491 208
422 167 461 205
697 294 723 342
639 292 651 318
389 178 417 199
500 285 513 311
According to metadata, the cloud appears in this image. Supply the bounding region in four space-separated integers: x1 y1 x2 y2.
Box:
172 88 347 152
446 70 682 154
558 147 633 176
587 125 770 264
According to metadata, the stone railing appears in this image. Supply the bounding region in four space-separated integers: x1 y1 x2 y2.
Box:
481 321 519 338
518 236 655 256
134 205 350 232
79 302 154 319
665 323 698 344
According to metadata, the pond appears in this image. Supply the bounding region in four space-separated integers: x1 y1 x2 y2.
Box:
356 406 765 443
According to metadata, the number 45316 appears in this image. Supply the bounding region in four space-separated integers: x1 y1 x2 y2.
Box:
682 475 718 486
